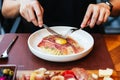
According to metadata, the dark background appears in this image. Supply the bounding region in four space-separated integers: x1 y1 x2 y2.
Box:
0 0 120 34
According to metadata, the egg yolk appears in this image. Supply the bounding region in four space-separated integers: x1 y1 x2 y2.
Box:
55 38 67 44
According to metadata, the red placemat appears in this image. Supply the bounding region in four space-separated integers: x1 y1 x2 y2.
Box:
0 33 114 70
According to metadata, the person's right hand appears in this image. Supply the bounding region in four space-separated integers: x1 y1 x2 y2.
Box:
19 0 44 27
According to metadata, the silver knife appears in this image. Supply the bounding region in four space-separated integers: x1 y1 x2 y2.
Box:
43 24 65 38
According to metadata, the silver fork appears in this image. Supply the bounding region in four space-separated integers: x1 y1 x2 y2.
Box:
70 24 90 33
70 27 82 33
63 27 83 37
0 36 18 59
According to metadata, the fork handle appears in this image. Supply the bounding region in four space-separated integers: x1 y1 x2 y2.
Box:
6 36 18 53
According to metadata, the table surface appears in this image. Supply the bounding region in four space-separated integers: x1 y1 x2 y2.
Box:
104 34 120 71
0 34 120 71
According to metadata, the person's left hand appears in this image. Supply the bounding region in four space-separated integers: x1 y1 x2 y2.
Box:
81 3 111 28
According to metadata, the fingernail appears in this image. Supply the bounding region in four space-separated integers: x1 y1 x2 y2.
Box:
39 25 43 27
80 24 84 28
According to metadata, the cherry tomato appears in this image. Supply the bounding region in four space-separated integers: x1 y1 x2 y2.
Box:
62 70 74 76
62 70 75 79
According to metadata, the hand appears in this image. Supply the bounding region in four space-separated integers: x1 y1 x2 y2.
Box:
19 0 44 27
81 3 111 28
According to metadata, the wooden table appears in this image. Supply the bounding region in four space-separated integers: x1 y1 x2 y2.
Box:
0 34 120 71
104 34 120 71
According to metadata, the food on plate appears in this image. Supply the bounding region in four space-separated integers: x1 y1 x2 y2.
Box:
71 68 95 80
98 68 113 77
98 68 114 80
19 67 115 80
37 35 84 55
20 67 95 80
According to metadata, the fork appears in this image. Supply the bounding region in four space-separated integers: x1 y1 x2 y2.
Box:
70 27 82 33
70 24 90 33
0 36 18 59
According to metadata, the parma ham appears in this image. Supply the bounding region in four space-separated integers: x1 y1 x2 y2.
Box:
37 35 84 55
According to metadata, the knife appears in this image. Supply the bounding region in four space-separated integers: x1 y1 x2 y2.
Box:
43 24 65 38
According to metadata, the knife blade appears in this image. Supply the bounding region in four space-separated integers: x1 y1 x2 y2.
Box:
43 24 65 38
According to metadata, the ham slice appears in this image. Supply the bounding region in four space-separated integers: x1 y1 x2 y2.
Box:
72 68 95 80
38 35 84 55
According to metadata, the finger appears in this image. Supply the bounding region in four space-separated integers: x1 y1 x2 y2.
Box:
104 10 110 23
38 6 44 27
27 6 38 26
20 8 31 22
87 19 91 26
96 8 105 25
26 10 31 22
33 3 43 27
89 7 99 28
81 4 93 28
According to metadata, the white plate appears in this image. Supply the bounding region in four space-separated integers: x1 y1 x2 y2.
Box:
28 26 94 62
